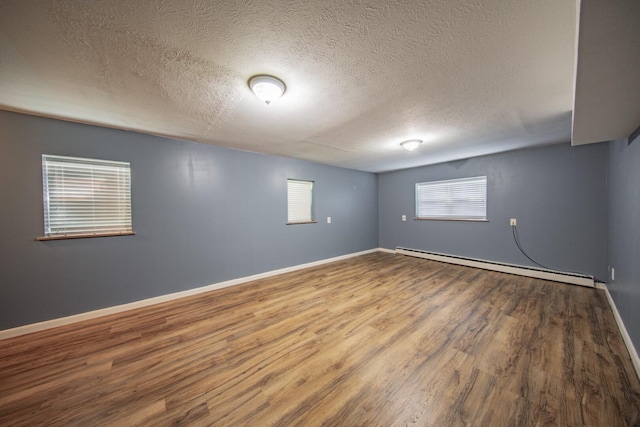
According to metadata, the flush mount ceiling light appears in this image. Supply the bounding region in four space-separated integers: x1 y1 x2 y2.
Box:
248 75 286 105
400 139 422 151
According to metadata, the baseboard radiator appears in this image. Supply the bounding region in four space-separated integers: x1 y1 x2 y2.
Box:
396 247 595 288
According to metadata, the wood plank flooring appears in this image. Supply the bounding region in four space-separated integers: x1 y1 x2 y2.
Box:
1 252 639 426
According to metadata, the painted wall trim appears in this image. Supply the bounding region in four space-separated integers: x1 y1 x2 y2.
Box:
396 247 595 287
600 283 640 381
378 247 396 254
0 248 382 340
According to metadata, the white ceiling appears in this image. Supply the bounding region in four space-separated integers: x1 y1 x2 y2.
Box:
0 0 625 172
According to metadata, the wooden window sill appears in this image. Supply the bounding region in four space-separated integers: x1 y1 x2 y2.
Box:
36 231 136 241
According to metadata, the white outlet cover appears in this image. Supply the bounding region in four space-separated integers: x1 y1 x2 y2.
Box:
402 215 407 221
327 216 331 224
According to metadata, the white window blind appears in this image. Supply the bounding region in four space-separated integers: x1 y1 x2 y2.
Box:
287 179 314 223
42 155 132 237
415 176 487 221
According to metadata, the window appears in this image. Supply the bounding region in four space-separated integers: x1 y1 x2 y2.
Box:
39 155 133 240
287 179 315 224
415 176 487 221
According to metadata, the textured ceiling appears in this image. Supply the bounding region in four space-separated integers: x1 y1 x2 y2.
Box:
0 0 578 172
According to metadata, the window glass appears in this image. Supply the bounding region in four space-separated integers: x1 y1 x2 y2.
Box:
42 155 132 237
287 179 314 223
415 176 487 221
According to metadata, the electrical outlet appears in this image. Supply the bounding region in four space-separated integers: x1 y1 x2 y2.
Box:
611 267 615 281
402 215 407 222
327 216 331 224
510 218 517 226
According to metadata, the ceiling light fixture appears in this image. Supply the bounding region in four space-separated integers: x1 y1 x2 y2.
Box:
401 139 422 151
248 75 286 105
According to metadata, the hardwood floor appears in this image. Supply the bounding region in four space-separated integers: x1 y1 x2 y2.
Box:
1 252 639 426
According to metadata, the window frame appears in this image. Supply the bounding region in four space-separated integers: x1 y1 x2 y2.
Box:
287 179 316 225
37 154 135 241
415 176 488 222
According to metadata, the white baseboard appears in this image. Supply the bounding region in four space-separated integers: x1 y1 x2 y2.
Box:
600 283 640 381
0 248 382 340
396 247 595 288
378 247 396 254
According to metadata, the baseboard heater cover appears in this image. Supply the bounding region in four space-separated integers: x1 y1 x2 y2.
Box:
396 247 595 288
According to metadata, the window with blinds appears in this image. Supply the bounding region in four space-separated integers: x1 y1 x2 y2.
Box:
40 155 133 239
287 179 315 224
415 176 487 221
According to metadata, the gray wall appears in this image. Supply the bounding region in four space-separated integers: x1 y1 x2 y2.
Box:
608 137 640 353
0 110 378 329
379 143 608 280
0 108 623 340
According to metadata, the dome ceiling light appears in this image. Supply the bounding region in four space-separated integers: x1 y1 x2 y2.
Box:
400 139 422 151
248 75 286 105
